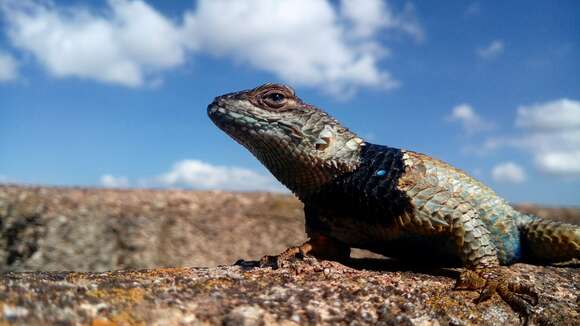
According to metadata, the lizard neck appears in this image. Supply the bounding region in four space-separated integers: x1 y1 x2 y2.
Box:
248 136 364 200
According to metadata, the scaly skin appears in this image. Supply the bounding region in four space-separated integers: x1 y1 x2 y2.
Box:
208 83 580 317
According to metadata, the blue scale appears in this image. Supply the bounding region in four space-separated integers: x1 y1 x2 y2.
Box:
375 169 386 176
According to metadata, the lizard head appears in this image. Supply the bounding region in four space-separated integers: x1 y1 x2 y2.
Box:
208 83 364 196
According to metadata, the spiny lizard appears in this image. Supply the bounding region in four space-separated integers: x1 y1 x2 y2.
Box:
208 83 579 317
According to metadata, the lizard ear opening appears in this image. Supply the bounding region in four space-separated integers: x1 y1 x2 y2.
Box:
315 126 334 151
315 139 330 151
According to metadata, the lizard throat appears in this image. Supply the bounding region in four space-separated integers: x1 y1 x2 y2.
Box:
251 142 361 199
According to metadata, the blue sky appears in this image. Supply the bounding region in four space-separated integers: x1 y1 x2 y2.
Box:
0 0 579 205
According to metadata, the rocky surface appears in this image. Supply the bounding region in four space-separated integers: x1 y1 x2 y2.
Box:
0 185 306 272
1 185 578 273
1 257 579 325
0 185 579 325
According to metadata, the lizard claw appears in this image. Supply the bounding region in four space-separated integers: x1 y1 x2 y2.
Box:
258 246 305 269
258 254 282 268
258 236 350 269
454 269 539 317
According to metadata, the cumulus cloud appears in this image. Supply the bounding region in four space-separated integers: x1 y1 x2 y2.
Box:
100 174 130 188
515 99 580 175
0 51 18 81
182 0 421 94
155 159 283 191
535 151 580 175
477 40 504 59
484 98 580 176
447 103 493 133
98 160 284 191
1 0 185 87
492 162 526 183
340 0 423 41
1 0 422 94
516 99 580 131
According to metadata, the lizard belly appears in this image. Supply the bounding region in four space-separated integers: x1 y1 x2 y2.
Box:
314 211 463 266
313 206 523 266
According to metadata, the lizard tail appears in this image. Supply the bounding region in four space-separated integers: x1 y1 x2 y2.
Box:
517 214 580 263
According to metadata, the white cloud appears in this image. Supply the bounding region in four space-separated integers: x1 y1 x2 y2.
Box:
100 174 130 188
155 159 283 191
183 0 420 95
340 0 423 41
447 103 493 133
516 99 580 131
1 0 422 95
535 151 580 175
0 51 18 81
98 160 284 191
477 40 504 59
515 99 580 175
483 99 580 176
2 0 185 87
492 162 526 184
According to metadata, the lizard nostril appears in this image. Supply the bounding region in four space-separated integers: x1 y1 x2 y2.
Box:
213 97 227 107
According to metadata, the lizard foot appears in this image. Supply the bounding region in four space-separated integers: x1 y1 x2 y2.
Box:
259 234 351 269
455 268 539 316
259 245 307 269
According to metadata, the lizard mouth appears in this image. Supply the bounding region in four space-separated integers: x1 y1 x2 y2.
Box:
207 99 274 141
208 100 241 127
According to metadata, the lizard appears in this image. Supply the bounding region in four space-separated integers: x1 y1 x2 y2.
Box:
207 83 580 317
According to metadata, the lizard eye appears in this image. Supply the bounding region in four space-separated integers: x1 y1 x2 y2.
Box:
262 91 287 108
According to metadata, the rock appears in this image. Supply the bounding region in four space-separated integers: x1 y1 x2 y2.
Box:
1 258 578 325
0 185 306 272
0 185 579 324
224 305 269 326
1 185 578 273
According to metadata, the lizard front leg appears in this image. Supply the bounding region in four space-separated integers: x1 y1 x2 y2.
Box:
259 233 351 268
